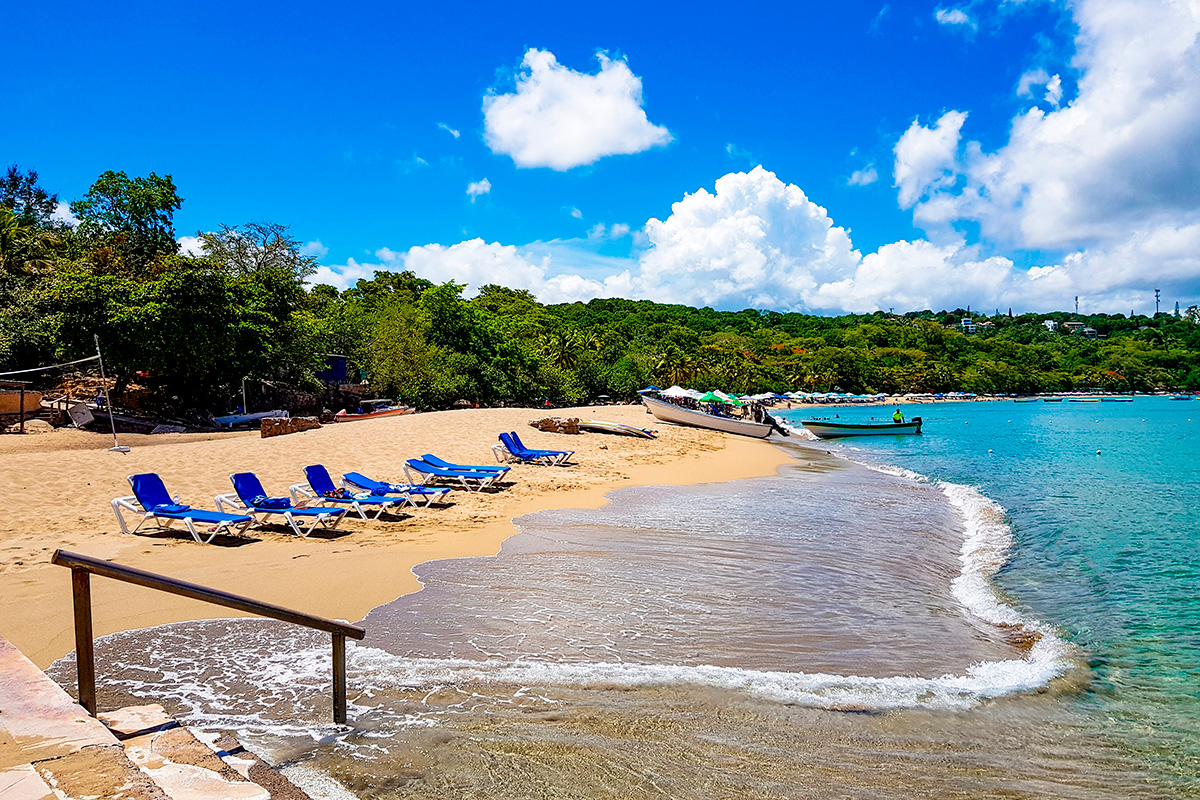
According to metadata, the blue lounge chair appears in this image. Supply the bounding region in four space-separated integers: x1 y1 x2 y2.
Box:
216 472 347 537
418 454 509 475
111 473 254 544
340 472 451 507
403 458 504 491
498 431 573 466
289 465 407 520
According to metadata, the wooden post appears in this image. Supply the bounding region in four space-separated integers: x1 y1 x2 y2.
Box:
332 633 347 725
18 385 24 434
70 567 96 715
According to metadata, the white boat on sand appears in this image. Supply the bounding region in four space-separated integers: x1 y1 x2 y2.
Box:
642 395 786 439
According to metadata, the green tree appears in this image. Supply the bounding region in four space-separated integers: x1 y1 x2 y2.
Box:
1 165 60 226
70 170 182 271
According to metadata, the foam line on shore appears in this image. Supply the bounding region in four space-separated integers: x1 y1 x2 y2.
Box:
847 458 1076 688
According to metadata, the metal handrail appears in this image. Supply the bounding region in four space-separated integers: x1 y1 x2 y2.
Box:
51 549 365 724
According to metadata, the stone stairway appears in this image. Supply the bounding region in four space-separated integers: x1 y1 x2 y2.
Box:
0 636 314 800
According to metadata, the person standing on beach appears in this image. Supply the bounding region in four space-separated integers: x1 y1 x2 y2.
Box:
893 407 904 423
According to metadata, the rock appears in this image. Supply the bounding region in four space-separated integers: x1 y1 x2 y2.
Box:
528 417 581 434
260 417 321 438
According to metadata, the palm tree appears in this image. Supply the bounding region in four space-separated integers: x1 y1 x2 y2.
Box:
0 207 58 277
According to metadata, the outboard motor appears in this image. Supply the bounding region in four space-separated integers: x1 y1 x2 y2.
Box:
765 412 790 437
912 415 922 434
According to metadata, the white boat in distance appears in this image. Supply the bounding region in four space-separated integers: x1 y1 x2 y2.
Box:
642 395 784 439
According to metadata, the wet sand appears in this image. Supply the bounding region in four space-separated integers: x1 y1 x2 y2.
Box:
0 405 794 668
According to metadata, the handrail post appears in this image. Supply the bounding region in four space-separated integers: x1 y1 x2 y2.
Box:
332 633 347 725
52 550 364 724
70 567 97 715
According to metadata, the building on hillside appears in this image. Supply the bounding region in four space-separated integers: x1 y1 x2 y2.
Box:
1063 321 1086 334
1081 327 1098 339
960 318 977 334
1043 319 1058 331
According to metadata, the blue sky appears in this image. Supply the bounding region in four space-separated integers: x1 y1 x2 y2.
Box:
5 1 1198 315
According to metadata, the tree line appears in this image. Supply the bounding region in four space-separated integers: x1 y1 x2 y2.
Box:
3 165 1199 419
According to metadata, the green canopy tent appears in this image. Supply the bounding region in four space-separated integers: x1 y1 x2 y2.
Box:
697 391 744 405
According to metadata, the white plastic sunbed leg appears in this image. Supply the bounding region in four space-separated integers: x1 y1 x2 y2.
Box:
282 511 307 537
182 517 219 545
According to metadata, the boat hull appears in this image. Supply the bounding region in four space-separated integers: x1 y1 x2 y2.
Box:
642 396 775 438
801 418 922 439
333 407 415 422
213 410 287 427
579 420 657 438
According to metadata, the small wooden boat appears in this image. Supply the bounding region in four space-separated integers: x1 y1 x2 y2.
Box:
334 399 415 422
1043 398 1064 402
579 420 657 439
1099 397 1133 402
1170 395 1193 401
1068 398 1100 403
642 395 785 439
1013 399 1038 403
801 417 922 439
213 409 287 428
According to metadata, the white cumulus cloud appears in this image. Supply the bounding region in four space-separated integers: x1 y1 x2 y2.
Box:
482 48 672 170
848 164 879 186
52 201 80 228
177 235 205 257
935 8 975 28
893 110 967 209
309 154 1198 315
898 0 1200 261
466 178 491 201
300 240 329 259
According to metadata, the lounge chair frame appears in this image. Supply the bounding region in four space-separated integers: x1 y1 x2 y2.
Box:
497 432 573 466
289 465 407 520
339 472 451 507
216 473 346 537
403 459 501 492
112 474 253 544
111 495 253 544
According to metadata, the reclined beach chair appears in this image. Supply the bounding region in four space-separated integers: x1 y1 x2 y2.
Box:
418 454 509 475
403 458 504 491
340 472 451 507
111 473 254 544
289 465 407 520
498 431 574 466
215 472 347 537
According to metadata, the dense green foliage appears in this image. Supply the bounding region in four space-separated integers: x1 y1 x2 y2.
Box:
3 164 1200 415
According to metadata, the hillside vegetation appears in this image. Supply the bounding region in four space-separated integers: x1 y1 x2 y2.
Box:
4 167 1198 415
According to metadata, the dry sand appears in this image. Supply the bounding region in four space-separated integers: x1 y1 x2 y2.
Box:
0 405 794 668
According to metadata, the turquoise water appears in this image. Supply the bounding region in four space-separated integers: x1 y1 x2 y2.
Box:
780 398 1200 782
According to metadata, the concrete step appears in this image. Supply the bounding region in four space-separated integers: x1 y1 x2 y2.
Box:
0 636 169 799
1 635 313 800
99 705 310 800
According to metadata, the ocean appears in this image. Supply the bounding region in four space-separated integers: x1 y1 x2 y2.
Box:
49 397 1199 798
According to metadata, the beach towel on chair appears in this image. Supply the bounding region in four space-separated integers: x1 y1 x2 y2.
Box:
251 495 292 510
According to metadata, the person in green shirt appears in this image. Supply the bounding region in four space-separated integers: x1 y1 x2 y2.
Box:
892 408 905 423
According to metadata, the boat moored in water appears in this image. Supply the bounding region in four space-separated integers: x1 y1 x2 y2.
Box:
801 417 923 439
641 395 786 438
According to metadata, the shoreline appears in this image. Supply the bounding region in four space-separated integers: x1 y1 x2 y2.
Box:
0 405 794 669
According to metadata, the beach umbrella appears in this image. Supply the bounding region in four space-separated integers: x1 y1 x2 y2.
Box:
697 391 732 403
661 385 691 398
638 385 661 394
